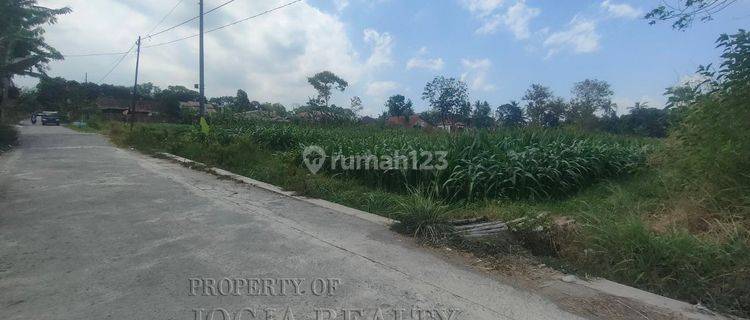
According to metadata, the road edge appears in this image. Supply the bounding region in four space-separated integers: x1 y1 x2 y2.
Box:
156 152 396 227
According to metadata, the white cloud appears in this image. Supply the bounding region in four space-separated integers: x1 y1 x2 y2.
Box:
366 81 399 98
500 0 540 38
601 0 642 19
406 47 444 71
543 18 600 56
464 0 540 39
20 0 397 111
460 0 504 17
475 14 503 35
333 0 350 11
363 28 394 68
461 58 496 91
407 57 445 71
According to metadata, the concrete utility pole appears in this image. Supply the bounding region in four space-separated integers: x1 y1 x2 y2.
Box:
131 36 142 123
198 0 206 116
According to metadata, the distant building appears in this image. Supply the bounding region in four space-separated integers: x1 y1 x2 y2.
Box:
386 115 433 129
359 116 377 125
95 97 160 121
179 101 217 114
434 118 466 133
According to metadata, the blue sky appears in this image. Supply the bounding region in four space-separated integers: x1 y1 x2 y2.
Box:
21 0 750 116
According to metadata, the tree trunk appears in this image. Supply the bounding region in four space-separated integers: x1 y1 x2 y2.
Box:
0 76 11 123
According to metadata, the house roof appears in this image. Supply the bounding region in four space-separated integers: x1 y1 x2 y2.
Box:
386 115 432 128
96 97 159 112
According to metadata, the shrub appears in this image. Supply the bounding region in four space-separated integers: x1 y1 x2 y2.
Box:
0 124 19 151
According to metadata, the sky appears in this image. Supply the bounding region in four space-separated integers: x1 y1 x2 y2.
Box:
16 0 750 116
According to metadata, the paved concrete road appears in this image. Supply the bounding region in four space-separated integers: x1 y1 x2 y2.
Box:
0 124 582 320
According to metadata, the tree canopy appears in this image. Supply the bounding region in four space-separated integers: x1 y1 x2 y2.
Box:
422 76 469 124
0 0 71 120
385 94 414 118
307 71 348 107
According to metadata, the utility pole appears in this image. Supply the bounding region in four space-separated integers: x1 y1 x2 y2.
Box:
131 36 142 125
84 73 88 84
198 0 206 117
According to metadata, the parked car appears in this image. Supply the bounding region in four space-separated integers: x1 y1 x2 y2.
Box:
41 111 61 126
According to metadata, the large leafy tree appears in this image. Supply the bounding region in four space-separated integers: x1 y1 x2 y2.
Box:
1 0 71 121
421 76 469 125
619 102 670 138
569 79 616 119
471 100 493 128
385 94 414 118
307 71 348 107
235 89 251 111
496 101 525 127
523 84 564 127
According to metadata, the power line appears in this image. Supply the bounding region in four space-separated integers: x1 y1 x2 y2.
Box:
146 0 186 37
63 51 132 58
145 0 236 39
99 41 137 83
62 0 185 58
143 0 303 49
206 0 302 33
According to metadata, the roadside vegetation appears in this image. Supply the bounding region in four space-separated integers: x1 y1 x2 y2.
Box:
0 124 19 153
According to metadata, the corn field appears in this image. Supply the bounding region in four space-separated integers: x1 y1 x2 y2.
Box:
138 115 652 201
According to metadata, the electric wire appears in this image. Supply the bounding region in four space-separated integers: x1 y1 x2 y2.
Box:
143 0 303 49
146 0 186 37
98 41 137 82
144 0 236 39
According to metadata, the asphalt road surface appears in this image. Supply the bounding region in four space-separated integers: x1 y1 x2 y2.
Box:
0 124 582 320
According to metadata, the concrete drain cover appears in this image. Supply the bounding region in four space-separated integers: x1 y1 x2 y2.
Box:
450 217 509 240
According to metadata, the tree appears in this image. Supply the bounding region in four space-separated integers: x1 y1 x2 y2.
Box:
569 79 616 119
349 96 363 116
665 84 699 110
496 101 525 127
156 86 200 118
209 96 237 109
235 89 251 111
421 76 469 125
385 94 414 117
620 102 670 137
457 101 472 124
646 0 739 30
260 102 287 117
523 84 563 127
471 100 493 128
0 0 71 121
136 82 161 98
543 98 567 128
307 71 348 107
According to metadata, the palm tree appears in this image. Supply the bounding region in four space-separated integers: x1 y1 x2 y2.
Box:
0 0 71 121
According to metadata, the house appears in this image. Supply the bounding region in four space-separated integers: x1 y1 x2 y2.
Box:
239 110 289 122
435 118 466 133
359 116 377 125
179 101 217 114
96 97 160 121
386 115 433 129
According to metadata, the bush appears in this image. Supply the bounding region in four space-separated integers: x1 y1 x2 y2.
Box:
664 30 750 216
0 124 19 151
